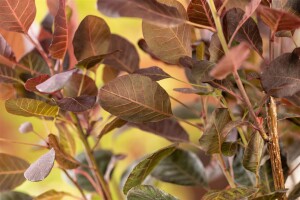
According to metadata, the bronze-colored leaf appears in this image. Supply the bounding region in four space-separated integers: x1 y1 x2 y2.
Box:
99 74 172 123
0 64 19 83
35 190 70 200
47 134 79 169
187 0 216 28
142 0 191 64
24 148 55 182
24 75 50 92
203 187 258 200
102 65 119 83
0 153 29 191
97 0 185 27
49 0 68 59
76 51 117 69
56 95 97 112
131 118 189 142
73 15 111 61
0 0 36 33
134 66 171 81
261 48 300 97
210 42 250 80
173 87 214 95
209 33 225 62
103 34 139 73
5 98 59 117
0 34 15 61
98 117 127 138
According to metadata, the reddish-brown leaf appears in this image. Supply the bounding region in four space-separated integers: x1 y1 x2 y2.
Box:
210 42 250 80
187 0 216 28
25 74 50 92
0 0 36 33
257 5 300 36
49 0 68 59
56 95 97 112
134 66 171 81
0 34 15 61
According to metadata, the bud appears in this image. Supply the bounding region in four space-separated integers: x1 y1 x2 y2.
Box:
18 122 34 134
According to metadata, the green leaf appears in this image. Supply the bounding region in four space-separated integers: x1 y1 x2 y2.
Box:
202 187 258 200
123 144 177 194
0 153 29 191
243 132 264 174
34 190 70 200
5 98 59 117
55 122 76 156
99 74 172 123
127 185 179 200
209 33 224 62
76 150 113 192
142 0 191 64
0 191 32 200
0 64 19 84
288 181 300 200
253 190 287 200
221 141 238 157
151 149 207 186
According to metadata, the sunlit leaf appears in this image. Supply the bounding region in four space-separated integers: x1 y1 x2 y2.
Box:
49 0 68 59
288 182 300 200
127 185 179 200
35 190 70 200
24 74 50 92
99 74 172 123
134 66 171 81
55 122 76 156
123 144 177 194
24 148 55 182
131 119 189 142
0 153 29 191
261 48 300 97
0 34 15 61
98 117 127 138
142 0 191 64
0 191 32 200
202 187 258 200
73 15 111 61
5 98 59 117
187 0 216 28
48 134 79 169
103 34 140 73
151 149 207 186
0 0 36 33
97 0 186 27
0 64 19 84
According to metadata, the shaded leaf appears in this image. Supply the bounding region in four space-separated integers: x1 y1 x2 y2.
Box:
243 132 264 174
57 95 97 112
36 69 76 93
102 65 119 83
98 117 127 138
130 118 189 142
202 187 258 200
151 149 207 186
76 150 113 191
0 83 15 100
257 5 300 35
24 74 50 92
210 42 250 80
77 51 117 69
97 0 185 27
261 48 300 97
99 74 172 123
49 0 68 59
24 148 55 182
224 8 263 55
189 58 215 83
55 122 76 156
19 49 50 76
103 34 140 73
173 87 214 95
253 190 287 200
0 64 19 83
127 185 179 200
187 0 215 28
35 190 70 200
142 0 191 64
0 153 29 191
288 182 300 200
123 144 177 194
0 34 15 61
5 98 59 117
48 134 79 169
209 33 225 62
221 141 238 157
0 0 36 33
0 191 32 200
134 66 171 81
233 149 255 186
73 15 111 61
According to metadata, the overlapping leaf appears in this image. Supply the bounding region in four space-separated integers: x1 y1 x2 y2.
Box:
0 191 32 200
98 117 127 138
187 0 215 28
24 75 50 92
202 187 258 200
0 34 15 61
0 0 36 33
142 0 191 64
57 95 96 112
24 148 55 182
151 149 207 186
5 98 59 117
209 33 225 62
134 66 171 81
0 64 19 83
0 153 29 191
99 74 172 123
49 0 68 59
127 185 179 200
123 144 177 194
73 15 111 61
19 49 50 75
55 122 76 156
97 0 185 27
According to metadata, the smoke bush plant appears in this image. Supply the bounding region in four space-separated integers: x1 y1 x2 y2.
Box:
0 0 300 199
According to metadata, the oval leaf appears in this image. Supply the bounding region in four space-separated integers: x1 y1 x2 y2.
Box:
0 153 29 191
97 0 185 27
24 74 50 92
142 0 191 64
127 185 179 200
98 117 127 138
134 66 171 81
24 148 55 182
5 98 59 117
187 0 216 28
151 149 207 186
203 187 258 200
99 74 172 123
56 95 96 112
0 0 36 33
0 191 32 200
123 144 177 194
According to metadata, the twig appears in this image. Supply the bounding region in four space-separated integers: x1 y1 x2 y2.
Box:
62 169 88 200
74 169 102 194
216 154 236 188
0 138 48 148
210 81 243 101
185 21 216 32
289 161 300 175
